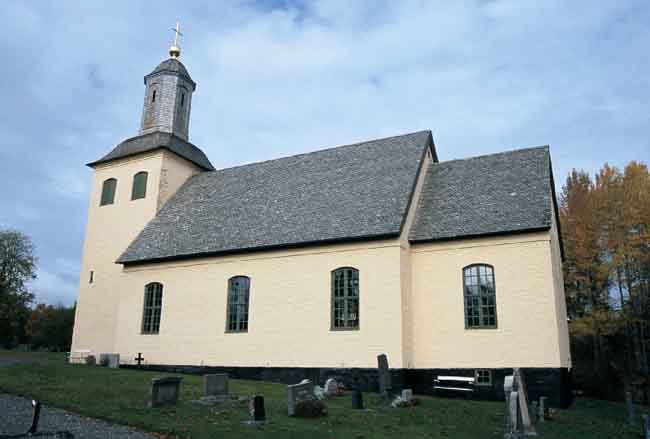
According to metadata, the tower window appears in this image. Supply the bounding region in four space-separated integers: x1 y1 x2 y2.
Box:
89 271 94 284
180 93 185 107
100 178 117 206
131 171 148 200
151 90 156 103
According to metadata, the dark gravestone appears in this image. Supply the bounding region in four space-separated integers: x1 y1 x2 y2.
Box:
377 354 392 400
203 373 229 397
352 389 364 409
253 395 266 422
150 377 182 408
85 355 96 366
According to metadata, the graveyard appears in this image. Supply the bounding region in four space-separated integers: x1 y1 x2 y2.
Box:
0 351 645 439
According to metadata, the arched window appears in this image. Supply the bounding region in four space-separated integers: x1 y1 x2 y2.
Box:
463 264 497 329
331 267 359 330
100 178 117 206
151 89 157 103
131 171 148 200
227 276 250 332
142 282 163 334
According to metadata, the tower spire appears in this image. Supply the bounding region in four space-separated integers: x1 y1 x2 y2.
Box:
169 21 183 58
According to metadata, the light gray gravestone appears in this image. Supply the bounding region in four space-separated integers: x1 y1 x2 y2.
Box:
508 390 520 438
99 353 120 368
203 374 228 397
530 401 538 425
538 396 547 423
287 380 314 416
324 378 338 396
401 389 413 403
377 354 392 400
150 377 182 408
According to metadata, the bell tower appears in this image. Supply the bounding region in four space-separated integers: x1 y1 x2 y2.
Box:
140 22 196 141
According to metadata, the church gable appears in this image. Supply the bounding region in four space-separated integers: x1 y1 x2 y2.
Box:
117 130 434 264
409 146 554 243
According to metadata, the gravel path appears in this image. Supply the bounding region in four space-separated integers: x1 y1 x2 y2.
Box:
0 394 156 438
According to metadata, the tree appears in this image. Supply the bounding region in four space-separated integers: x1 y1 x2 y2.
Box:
26 303 76 351
561 161 650 401
0 229 36 348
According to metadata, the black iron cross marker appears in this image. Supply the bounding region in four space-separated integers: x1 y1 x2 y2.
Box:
135 352 144 367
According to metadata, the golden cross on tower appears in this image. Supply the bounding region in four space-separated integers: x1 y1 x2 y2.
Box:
169 21 183 58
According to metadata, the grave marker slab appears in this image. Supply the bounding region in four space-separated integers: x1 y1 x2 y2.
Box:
99 353 120 368
377 354 392 400
287 380 314 416
203 374 228 397
150 377 182 408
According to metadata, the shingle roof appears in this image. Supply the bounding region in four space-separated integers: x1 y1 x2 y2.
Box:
145 58 195 89
117 130 434 264
409 146 553 242
87 132 215 171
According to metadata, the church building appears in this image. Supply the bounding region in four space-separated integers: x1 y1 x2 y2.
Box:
71 37 571 406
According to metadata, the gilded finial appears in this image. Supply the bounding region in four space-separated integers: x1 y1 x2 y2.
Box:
169 21 183 58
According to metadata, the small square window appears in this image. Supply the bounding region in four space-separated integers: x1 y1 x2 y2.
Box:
475 369 491 386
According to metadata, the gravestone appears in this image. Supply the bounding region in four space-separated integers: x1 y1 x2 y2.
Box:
203 374 228 398
538 396 547 423
85 355 96 366
287 380 314 416
134 352 144 367
352 389 364 409
626 391 636 425
324 378 338 396
99 353 120 368
252 395 266 422
530 401 538 424
401 389 413 404
377 354 392 400
150 377 182 408
513 368 535 436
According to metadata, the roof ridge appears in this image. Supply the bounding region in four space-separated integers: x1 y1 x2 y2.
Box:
211 130 432 174
438 145 549 165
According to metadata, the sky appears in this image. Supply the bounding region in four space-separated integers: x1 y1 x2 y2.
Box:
1 0 649 306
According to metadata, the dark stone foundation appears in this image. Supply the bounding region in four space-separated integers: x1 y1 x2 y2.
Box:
122 364 572 408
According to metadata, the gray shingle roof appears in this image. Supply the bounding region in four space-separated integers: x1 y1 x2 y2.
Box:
117 130 433 264
145 58 195 89
87 132 215 171
409 146 553 242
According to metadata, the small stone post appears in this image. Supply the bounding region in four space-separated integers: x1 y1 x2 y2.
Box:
626 391 636 425
642 414 650 439
530 401 538 425
538 396 547 423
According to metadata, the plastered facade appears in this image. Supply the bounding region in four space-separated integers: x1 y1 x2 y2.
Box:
72 149 570 371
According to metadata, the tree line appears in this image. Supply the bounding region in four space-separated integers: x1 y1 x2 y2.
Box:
0 230 75 351
560 161 650 401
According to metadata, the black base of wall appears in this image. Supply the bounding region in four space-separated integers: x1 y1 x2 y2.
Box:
122 364 572 408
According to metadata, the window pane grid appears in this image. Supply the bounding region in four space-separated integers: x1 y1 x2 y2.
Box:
463 265 497 329
142 283 163 334
332 268 359 330
227 276 250 332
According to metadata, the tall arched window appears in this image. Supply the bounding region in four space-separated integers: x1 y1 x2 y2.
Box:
331 267 359 330
100 178 117 206
227 276 250 332
142 282 163 334
131 171 148 200
463 264 497 329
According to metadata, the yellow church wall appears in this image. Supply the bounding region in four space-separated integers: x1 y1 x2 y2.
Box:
114 240 405 368
71 150 201 358
410 230 569 369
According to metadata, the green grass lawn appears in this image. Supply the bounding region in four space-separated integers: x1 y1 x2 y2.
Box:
0 351 645 439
